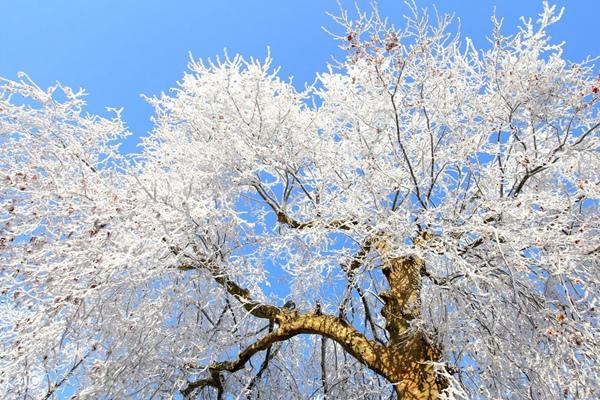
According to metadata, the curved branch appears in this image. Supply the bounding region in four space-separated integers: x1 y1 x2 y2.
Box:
181 311 389 398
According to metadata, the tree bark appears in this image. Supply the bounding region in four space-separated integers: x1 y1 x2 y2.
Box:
378 254 445 399
182 239 446 399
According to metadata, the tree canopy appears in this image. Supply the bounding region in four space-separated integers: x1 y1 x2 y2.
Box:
1 2 599 399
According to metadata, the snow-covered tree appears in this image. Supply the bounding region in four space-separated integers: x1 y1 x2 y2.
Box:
1 3 599 399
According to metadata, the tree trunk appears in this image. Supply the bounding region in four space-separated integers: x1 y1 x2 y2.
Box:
182 242 447 398
378 254 445 399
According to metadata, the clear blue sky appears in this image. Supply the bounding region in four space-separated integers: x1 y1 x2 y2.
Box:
2 1 599 150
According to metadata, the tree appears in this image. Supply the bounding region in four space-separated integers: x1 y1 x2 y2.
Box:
1 2 599 399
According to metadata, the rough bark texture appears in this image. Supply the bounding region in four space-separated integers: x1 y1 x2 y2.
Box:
182 235 446 399
379 255 445 399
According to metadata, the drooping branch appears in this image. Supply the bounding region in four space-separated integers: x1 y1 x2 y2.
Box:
244 321 279 398
338 236 374 316
320 336 329 397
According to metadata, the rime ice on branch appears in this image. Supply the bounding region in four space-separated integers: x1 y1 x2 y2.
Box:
1 2 599 399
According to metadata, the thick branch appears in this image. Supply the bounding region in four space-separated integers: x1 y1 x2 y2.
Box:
182 311 389 398
180 239 445 399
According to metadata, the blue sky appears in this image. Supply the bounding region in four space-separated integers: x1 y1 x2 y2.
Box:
2 0 599 149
